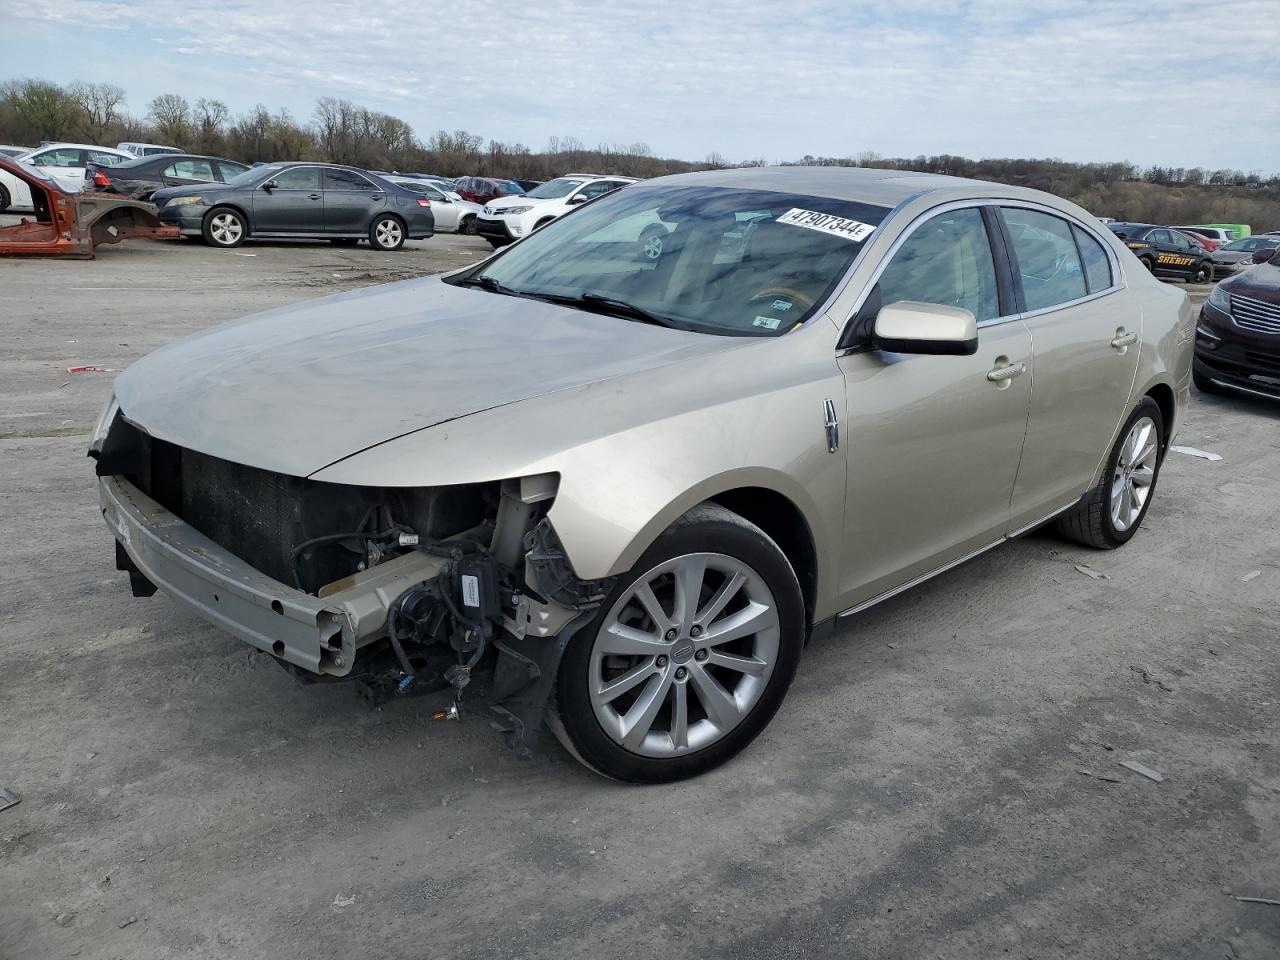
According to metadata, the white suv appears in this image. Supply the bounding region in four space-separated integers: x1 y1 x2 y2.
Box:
476 173 637 247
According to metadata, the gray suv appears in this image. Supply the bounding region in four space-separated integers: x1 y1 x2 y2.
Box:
151 162 434 250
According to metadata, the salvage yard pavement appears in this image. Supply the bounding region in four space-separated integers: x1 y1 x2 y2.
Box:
1 240 1278 958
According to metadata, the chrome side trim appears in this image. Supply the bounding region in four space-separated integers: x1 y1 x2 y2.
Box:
1007 499 1080 539
837 537 1005 618
1210 377 1280 401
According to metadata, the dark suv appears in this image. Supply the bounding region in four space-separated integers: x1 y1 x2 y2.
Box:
1195 246 1280 399
151 162 434 250
1108 223 1214 283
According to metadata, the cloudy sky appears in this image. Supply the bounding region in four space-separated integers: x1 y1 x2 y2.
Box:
10 0 1280 170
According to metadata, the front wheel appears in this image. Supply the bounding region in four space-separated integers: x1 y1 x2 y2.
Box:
1057 397 1164 549
1188 261 1213 283
459 215 477 236
0 184 10 214
202 207 247 248
369 214 405 251
551 503 804 783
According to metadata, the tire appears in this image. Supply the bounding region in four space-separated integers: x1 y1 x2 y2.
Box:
460 215 477 236
1187 261 1213 284
551 503 805 783
638 224 666 261
533 217 555 231
1140 257 1155 274
202 207 247 248
0 184 10 214
369 214 405 251
1056 397 1165 549
1193 366 1227 395
486 237 509 249
330 237 360 247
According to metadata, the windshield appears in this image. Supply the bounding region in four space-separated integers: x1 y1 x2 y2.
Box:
456 184 889 337
525 177 586 199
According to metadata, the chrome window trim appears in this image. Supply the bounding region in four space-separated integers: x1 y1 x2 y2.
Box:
831 196 1130 343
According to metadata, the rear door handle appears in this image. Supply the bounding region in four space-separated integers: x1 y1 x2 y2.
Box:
307 193 321 200
986 360 1026 383
369 194 384 201
1111 330 1138 349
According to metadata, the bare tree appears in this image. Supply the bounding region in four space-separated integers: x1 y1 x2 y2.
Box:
147 93 192 145
70 81 126 142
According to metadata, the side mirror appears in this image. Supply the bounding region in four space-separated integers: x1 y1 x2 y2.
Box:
873 301 978 356
261 181 276 192
567 193 589 205
1251 247 1275 264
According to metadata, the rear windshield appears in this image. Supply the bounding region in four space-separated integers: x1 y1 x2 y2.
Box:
462 184 889 338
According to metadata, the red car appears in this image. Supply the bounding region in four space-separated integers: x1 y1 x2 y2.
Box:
453 176 525 205
1175 228 1218 252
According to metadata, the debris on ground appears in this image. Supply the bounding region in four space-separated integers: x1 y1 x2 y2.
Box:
1170 445 1223 462
66 365 115 375
0 788 19 812
53 911 75 927
1074 564 1109 580
1233 895 1280 906
118 916 138 929
1240 570 1262 583
332 893 356 909
1076 768 1122 783
1130 665 1175 692
1119 760 1164 783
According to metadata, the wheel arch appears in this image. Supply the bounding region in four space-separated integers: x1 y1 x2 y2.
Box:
1144 381 1176 454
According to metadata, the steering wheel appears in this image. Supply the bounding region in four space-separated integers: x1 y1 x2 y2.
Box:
748 286 815 309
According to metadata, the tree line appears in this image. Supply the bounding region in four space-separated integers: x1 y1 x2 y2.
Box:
2 77 1277 228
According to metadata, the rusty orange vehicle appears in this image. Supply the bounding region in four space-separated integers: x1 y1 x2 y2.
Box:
0 156 178 258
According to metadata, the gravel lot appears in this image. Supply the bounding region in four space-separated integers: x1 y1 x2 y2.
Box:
1 230 1278 959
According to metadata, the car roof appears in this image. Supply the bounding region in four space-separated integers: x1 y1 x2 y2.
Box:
646 165 1075 209
26 142 131 154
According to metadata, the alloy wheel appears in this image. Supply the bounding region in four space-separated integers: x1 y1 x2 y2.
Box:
375 218 403 248
588 552 780 758
643 234 664 259
209 213 243 245
1109 415 1158 532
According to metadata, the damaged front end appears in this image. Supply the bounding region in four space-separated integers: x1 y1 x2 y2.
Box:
91 403 611 755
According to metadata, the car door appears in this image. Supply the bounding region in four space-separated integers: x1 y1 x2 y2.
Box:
29 147 87 192
998 206 1139 529
252 166 324 234
322 168 384 234
834 204 1033 607
1164 229 1201 275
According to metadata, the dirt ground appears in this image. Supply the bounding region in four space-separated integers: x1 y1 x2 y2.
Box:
1 230 1278 960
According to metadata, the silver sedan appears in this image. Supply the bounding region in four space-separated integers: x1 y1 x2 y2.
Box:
387 177 481 234
94 167 1191 783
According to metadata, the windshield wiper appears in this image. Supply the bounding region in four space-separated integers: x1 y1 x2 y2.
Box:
454 274 526 297
540 292 681 329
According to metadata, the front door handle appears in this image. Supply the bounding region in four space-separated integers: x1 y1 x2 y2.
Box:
307 193 321 200
1111 330 1138 349
986 360 1026 383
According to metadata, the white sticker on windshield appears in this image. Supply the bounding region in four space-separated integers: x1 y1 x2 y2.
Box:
752 315 782 330
776 208 875 243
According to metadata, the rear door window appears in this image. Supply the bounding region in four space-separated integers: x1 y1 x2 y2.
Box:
1071 225 1113 294
324 168 377 191
33 148 84 167
163 159 216 181
1000 208 1087 311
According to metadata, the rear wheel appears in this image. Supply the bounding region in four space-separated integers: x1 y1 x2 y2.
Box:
1140 257 1155 273
0 184 10 214
1057 397 1164 549
551 503 804 783
202 207 247 248
369 214 405 251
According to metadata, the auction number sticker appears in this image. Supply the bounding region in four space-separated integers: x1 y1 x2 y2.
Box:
776 208 875 242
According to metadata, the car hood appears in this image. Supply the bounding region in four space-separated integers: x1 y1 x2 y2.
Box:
112 275 743 478
1223 261 1280 301
1212 251 1251 263
485 195 552 212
